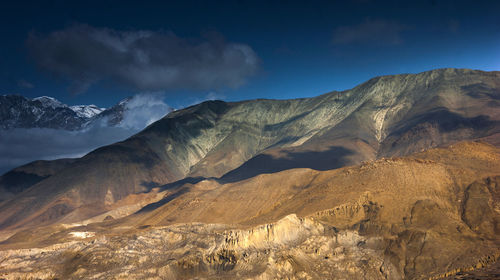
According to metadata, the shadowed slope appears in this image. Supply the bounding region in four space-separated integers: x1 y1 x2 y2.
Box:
0 159 76 202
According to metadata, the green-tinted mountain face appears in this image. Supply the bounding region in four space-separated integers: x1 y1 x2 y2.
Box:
0 68 499 231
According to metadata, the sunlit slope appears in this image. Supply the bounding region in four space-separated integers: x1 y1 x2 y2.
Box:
1 141 499 279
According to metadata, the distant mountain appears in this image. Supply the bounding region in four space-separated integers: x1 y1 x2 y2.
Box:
92 97 131 126
0 95 152 130
69 104 104 119
0 95 95 130
0 95 108 130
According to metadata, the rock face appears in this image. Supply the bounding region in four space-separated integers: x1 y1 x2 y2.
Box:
0 142 499 279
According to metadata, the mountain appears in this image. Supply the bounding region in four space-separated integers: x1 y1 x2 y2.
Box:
0 68 499 279
1 68 499 229
92 97 131 126
69 104 104 118
0 95 107 130
0 159 76 202
0 141 499 279
0 95 96 130
0 95 148 131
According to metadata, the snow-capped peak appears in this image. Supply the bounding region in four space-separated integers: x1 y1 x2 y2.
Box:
33 96 66 109
70 105 105 118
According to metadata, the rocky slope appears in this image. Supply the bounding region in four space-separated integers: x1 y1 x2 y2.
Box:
1 68 499 233
0 141 498 279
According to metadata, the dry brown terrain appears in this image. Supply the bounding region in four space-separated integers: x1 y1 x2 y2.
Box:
0 141 499 279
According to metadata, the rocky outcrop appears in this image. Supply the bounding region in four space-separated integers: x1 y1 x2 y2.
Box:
1 210 498 279
0 215 394 279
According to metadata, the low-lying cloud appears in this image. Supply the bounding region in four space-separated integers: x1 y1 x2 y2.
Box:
27 24 260 94
0 93 172 174
0 126 132 174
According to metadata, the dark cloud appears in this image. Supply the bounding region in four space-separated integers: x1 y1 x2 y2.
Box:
0 93 171 174
26 24 260 94
332 19 409 46
17 79 34 89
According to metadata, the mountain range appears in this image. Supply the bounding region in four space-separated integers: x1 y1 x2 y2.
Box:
0 95 143 131
0 68 499 279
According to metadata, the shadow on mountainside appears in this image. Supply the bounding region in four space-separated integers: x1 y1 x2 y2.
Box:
135 146 354 213
390 109 498 136
220 146 354 183
136 177 208 213
136 187 191 213
462 83 500 100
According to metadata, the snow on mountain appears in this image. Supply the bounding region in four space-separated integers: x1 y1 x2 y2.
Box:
69 105 105 118
32 96 65 109
0 94 172 131
0 95 107 130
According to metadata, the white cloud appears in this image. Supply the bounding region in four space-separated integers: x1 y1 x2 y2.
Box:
119 93 172 130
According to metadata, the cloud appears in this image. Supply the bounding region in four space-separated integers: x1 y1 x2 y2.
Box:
0 126 132 174
204 91 225 101
332 19 409 46
26 24 260 94
17 79 34 89
181 91 226 108
118 93 172 130
0 93 172 174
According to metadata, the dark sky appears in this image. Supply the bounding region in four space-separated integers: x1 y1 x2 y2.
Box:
1 0 499 108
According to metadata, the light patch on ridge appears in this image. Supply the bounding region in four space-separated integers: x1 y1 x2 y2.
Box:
373 108 390 142
105 189 114 206
69 231 95 239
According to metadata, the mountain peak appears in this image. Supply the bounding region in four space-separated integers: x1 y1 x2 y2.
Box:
32 96 65 109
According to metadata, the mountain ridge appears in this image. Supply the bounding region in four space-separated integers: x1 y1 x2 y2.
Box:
0 68 499 232
0 68 500 279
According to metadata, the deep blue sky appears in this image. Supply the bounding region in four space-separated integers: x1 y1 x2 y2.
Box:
1 0 499 108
